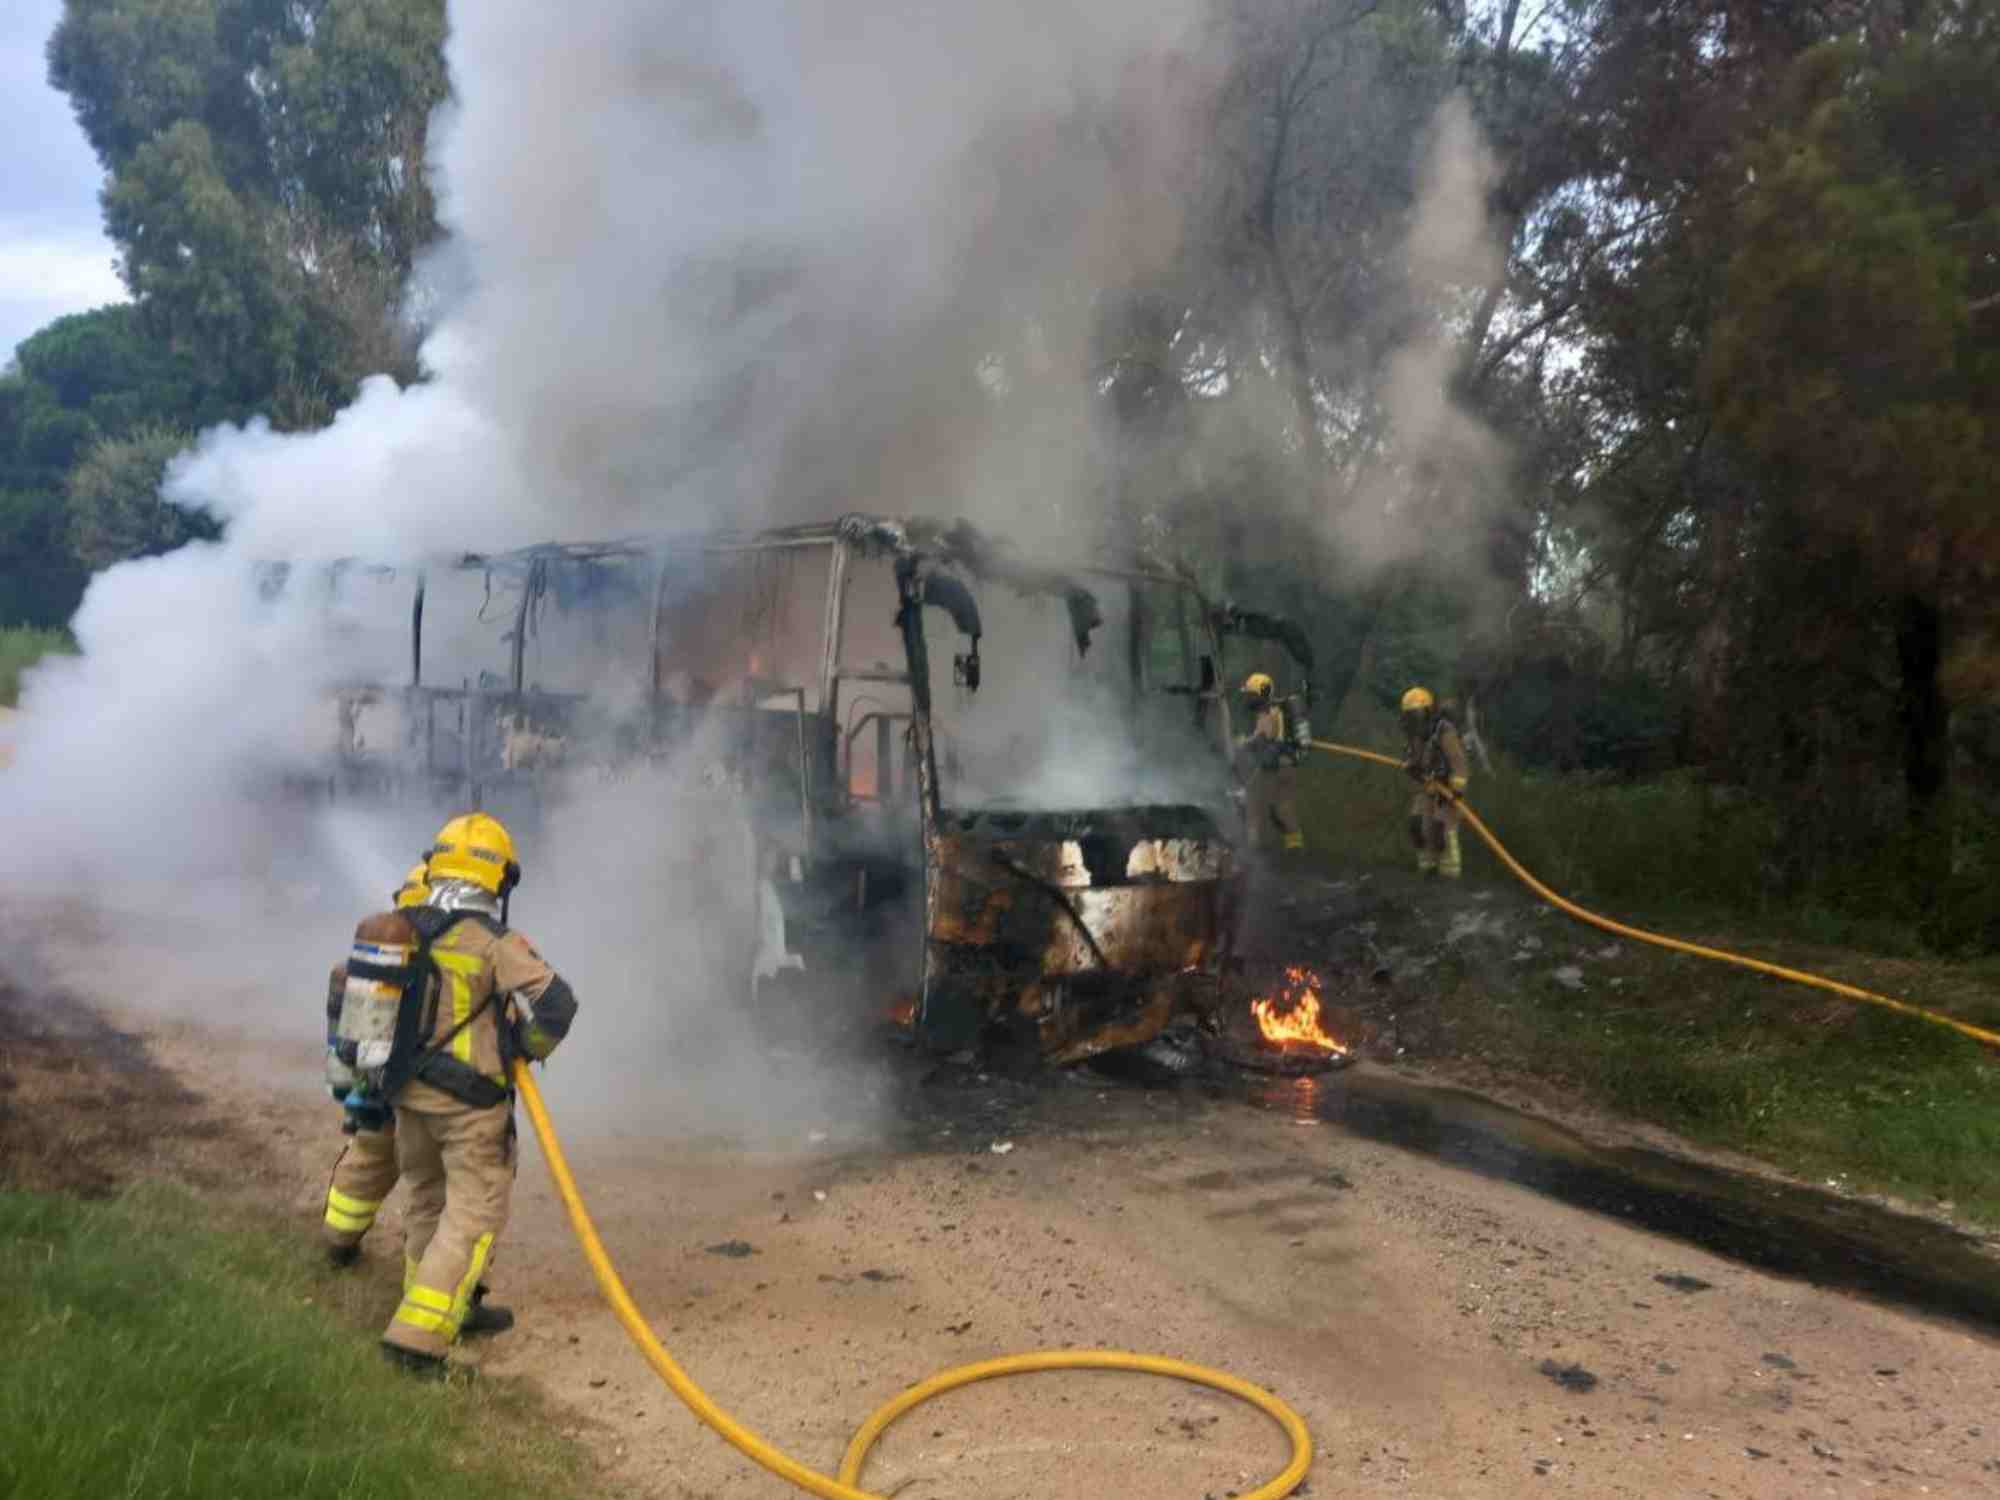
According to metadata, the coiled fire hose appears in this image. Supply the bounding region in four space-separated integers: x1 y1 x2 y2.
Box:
512 1061 1315 1500
1311 739 2000 1051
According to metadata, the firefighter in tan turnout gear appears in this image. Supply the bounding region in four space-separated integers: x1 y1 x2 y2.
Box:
321 861 516 1339
332 812 578 1376
1401 686 1471 878
1237 673 1306 853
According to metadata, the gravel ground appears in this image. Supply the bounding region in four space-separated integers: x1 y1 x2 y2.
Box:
100 1013 2000 1500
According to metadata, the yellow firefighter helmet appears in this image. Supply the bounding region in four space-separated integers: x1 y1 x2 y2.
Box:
1400 686 1436 714
392 862 430 909
428 812 521 896
1242 672 1275 701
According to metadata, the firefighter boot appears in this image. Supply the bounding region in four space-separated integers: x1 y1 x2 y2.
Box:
462 1283 514 1337
1409 815 1435 875
1422 817 1447 877
327 1242 362 1269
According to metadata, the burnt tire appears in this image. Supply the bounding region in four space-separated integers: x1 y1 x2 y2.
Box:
1087 1031 1206 1086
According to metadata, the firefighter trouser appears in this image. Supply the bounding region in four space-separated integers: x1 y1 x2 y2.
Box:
322 1122 399 1250
382 1101 516 1358
1408 789 1462 877
1246 765 1304 852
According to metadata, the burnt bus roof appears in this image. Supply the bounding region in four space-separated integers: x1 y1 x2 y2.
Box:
303 513 1310 677
446 513 1203 590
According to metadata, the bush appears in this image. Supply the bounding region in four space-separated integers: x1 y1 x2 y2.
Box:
1297 727 2000 952
0 624 75 707
1478 657 1677 776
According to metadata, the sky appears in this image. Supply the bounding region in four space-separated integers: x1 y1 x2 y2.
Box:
0 0 125 367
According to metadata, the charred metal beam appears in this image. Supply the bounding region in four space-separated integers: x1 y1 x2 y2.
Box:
840 513 1105 656
508 555 545 694
411 570 426 687
818 537 849 719
1213 604 1315 678
920 571 981 644
648 553 670 706
892 555 944 828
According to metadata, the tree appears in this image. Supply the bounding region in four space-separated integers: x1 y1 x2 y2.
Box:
0 304 225 623
66 425 216 571
1698 11 2000 889
11 303 222 436
48 0 450 425
0 488 90 626
1190 0 1606 722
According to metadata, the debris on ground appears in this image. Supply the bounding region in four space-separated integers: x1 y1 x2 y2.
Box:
1538 1360 1600 1392
1654 1273 1714 1293
704 1240 758 1258
1445 910 1510 946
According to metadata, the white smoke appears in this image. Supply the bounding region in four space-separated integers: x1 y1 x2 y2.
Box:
0 0 1221 1144
2 6 1516 1147
1336 93 1510 574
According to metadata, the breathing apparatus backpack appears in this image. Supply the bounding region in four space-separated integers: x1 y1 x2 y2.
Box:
1277 694 1312 765
333 906 511 1109
1416 713 1460 789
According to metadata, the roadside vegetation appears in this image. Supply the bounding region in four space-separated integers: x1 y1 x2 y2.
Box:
1298 745 2000 1227
0 1184 594 1500
1303 723 2000 953
0 624 72 707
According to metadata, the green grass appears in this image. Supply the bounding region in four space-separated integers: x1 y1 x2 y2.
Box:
0 624 75 707
1297 731 2000 1225
1432 947 2000 1223
0 1185 595 1500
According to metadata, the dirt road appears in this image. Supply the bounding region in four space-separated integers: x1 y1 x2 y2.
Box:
92 1011 1992 1500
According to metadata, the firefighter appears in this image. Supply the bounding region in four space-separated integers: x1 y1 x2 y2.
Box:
1237 673 1305 853
1400 686 1470 878
353 813 579 1377
320 862 429 1268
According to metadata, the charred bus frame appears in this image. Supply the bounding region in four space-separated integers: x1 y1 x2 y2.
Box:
322 514 1311 1065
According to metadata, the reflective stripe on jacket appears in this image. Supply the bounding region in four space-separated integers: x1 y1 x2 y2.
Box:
395 916 563 1112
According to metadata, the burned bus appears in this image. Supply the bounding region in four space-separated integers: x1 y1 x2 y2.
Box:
311 514 1312 1066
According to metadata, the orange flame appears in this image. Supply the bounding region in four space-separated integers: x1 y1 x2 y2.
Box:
1250 967 1347 1054
883 995 916 1027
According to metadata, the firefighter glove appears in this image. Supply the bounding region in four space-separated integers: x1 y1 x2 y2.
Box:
1403 758 1425 783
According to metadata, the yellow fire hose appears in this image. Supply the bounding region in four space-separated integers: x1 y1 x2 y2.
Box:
1311 739 2000 1051
512 1061 1315 1500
